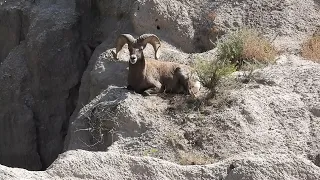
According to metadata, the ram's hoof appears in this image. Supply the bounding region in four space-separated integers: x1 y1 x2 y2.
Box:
142 91 151 96
127 85 134 91
111 50 118 60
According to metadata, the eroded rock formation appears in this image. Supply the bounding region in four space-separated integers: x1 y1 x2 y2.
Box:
0 1 320 178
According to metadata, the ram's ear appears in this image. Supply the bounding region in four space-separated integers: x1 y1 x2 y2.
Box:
137 34 161 59
112 34 136 60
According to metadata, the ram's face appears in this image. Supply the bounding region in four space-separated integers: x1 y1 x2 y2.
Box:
128 46 144 64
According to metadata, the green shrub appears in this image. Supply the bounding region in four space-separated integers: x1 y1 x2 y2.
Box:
216 32 243 65
194 58 236 90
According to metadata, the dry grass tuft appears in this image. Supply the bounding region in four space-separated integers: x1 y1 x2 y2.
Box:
242 30 277 64
187 28 277 111
301 35 320 63
217 28 277 68
179 151 214 165
77 102 120 147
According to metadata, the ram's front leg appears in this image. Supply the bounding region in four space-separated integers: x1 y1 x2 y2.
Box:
142 81 164 96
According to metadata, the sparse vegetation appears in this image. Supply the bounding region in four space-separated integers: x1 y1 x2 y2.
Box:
217 28 277 68
301 34 320 63
194 28 277 100
77 102 120 147
161 29 278 167
192 58 238 110
143 148 159 157
165 130 189 150
164 28 277 114
178 151 214 165
194 58 236 91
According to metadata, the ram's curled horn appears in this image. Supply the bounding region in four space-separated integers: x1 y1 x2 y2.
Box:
112 34 136 59
137 34 161 60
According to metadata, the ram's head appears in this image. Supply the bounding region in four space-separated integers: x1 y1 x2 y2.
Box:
112 34 161 64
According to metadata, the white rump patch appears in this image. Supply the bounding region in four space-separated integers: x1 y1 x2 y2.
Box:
194 81 201 91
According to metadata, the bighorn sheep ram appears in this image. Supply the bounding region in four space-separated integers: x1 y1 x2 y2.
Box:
112 33 201 96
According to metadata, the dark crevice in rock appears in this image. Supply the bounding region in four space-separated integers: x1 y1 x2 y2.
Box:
57 0 102 154
67 83 82 118
308 153 320 167
315 154 320 167
34 115 45 170
310 107 320 117
17 9 29 44
63 82 82 141
227 163 236 174
35 0 102 170
76 0 100 42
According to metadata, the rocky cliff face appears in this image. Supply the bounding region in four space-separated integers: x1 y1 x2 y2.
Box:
0 0 96 170
0 0 319 179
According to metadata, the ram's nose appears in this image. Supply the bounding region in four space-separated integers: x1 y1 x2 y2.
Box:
129 55 138 64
